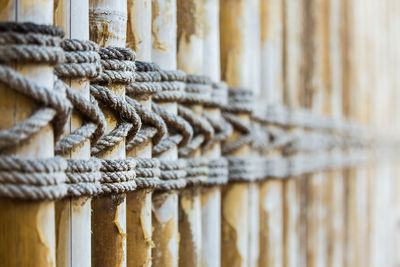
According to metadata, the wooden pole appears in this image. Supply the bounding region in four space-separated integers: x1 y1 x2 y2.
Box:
176 0 205 265
53 1 92 266
89 1 128 266
247 0 261 266
126 1 153 266
341 0 371 265
282 0 304 266
201 0 222 266
219 0 251 266
0 1 56 266
151 0 179 266
258 0 284 266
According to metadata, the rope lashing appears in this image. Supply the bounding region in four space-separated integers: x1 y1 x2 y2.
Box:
134 158 161 189
125 60 167 150
152 69 186 103
177 74 214 157
0 156 68 200
0 23 73 149
184 157 209 186
54 39 106 155
55 39 101 79
65 158 102 197
205 158 229 186
98 158 137 194
178 104 214 157
222 88 255 155
152 103 193 156
156 159 187 191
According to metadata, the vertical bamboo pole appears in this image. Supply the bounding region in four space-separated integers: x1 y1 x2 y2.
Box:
282 0 304 266
247 0 261 266
89 1 128 266
126 1 153 266
259 0 284 266
0 1 56 266
201 0 222 266
176 0 204 265
341 0 371 265
151 0 179 266
220 0 251 266
53 1 91 266
304 0 331 266
326 2 345 266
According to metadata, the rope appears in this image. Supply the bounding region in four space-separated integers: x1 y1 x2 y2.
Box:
65 158 102 197
184 157 209 186
0 156 68 200
98 158 137 195
134 158 161 189
205 158 229 186
156 159 187 191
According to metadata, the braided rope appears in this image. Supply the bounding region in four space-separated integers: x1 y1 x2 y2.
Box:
65 158 102 197
184 157 209 186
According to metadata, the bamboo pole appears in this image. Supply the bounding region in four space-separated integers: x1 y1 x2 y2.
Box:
219 0 251 266
0 1 57 266
176 0 205 265
151 0 179 266
125 1 153 266
89 1 128 266
282 0 304 266
341 0 371 265
247 0 261 266
53 1 92 266
258 0 284 266
304 0 332 266
201 0 222 266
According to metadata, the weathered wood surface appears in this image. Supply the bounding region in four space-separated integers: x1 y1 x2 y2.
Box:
54 1 92 266
0 1 56 266
126 1 153 266
89 1 128 266
151 0 179 266
201 0 223 266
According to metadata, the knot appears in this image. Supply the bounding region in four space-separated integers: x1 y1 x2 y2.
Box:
184 158 209 186
178 105 214 157
153 69 186 102
203 113 233 151
125 97 167 148
126 61 161 99
205 158 229 186
65 158 102 197
0 22 72 149
55 84 106 156
135 158 161 189
90 84 142 155
221 112 253 154
98 158 137 195
156 159 187 191
0 156 68 200
152 103 193 156
204 81 228 108
180 74 212 105
55 39 101 79
91 47 136 85
0 22 64 65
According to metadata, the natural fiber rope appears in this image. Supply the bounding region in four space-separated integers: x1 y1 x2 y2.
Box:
184 157 209 186
156 159 187 191
65 158 102 197
204 157 229 186
0 156 68 200
98 158 137 194
134 158 161 189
